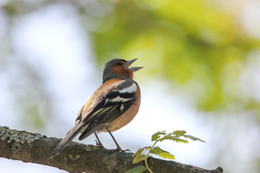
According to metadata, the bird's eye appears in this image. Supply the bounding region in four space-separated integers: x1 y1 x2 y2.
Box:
117 61 123 66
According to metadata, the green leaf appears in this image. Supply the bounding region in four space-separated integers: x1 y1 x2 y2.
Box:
126 166 146 173
159 152 175 160
132 148 144 158
132 148 148 164
133 154 147 164
150 147 175 160
184 135 205 143
173 130 186 137
151 131 166 141
158 135 188 143
150 146 161 155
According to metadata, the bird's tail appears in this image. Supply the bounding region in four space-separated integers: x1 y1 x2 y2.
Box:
48 124 85 159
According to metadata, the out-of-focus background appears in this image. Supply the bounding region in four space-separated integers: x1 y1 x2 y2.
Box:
1 0 260 173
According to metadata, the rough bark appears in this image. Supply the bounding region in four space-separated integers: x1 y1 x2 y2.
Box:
0 126 223 173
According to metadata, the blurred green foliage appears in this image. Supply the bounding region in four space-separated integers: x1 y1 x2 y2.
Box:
82 0 260 113
1 0 260 117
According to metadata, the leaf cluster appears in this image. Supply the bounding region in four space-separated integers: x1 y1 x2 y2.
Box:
127 130 205 173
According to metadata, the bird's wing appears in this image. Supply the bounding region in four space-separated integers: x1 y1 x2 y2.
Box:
78 79 138 140
48 79 125 158
74 78 126 124
48 79 137 158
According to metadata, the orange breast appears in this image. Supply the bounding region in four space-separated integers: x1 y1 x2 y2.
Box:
99 83 141 132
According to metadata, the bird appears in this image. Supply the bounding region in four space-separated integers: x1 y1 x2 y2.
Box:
48 58 142 158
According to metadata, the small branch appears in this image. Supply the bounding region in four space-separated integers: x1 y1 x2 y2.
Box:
0 126 223 173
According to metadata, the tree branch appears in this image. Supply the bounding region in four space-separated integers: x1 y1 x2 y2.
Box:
0 126 223 173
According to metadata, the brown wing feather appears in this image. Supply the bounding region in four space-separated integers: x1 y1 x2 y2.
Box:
80 79 124 122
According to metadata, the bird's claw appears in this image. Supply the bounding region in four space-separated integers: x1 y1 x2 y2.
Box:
115 147 130 152
95 140 104 148
120 148 130 152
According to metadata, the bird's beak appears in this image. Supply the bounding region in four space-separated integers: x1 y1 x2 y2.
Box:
127 58 143 72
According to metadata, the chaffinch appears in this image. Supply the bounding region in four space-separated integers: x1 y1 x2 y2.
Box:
49 58 142 158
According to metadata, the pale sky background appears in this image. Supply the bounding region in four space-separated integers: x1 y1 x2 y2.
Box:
1 1 260 173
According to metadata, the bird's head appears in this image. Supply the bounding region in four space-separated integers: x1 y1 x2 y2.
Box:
103 58 142 83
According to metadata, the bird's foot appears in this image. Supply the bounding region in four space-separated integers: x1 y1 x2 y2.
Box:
95 140 105 149
115 147 130 152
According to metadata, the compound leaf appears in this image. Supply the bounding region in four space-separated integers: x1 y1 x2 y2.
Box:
159 135 188 143
152 131 166 141
173 130 186 136
150 146 175 160
133 154 147 164
184 135 205 143
132 148 148 164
